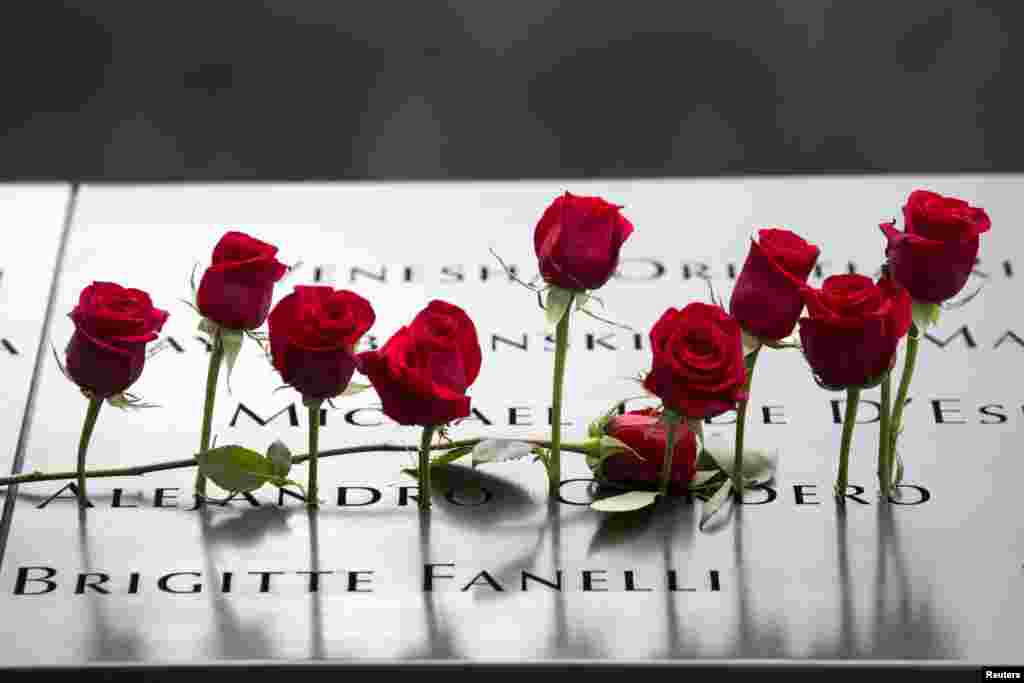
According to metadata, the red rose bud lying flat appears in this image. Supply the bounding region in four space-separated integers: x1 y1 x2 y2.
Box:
358 300 482 510
64 282 169 507
595 409 698 495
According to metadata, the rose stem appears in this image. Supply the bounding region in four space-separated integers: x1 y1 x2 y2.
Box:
0 439 595 487
76 396 103 507
548 303 571 497
659 411 681 498
734 345 761 494
835 387 861 500
307 399 323 508
195 332 224 497
887 323 920 487
418 425 438 510
877 371 892 499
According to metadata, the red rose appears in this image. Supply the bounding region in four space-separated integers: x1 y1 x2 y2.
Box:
798 274 912 389
534 191 635 291
197 231 288 330
268 286 375 401
65 282 169 398
730 228 819 341
642 303 747 419
599 408 698 493
357 300 482 426
880 190 991 303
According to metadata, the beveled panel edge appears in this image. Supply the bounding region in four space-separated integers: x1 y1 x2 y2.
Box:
0 183 78 567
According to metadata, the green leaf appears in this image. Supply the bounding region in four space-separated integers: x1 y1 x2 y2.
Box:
699 478 734 531
590 490 659 513
197 445 275 494
220 328 244 393
703 442 778 484
911 301 941 331
266 440 292 477
545 287 575 329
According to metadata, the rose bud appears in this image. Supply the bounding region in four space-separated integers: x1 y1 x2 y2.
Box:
730 228 819 341
594 408 698 494
534 191 635 291
880 190 991 303
268 286 376 401
798 274 912 389
197 230 288 330
358 300 482 426
642 303 747 419
65 282 169 398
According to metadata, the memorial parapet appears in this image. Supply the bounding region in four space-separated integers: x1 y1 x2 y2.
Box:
0 178 1021 667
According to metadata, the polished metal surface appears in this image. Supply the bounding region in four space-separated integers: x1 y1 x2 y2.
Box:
0 184 70 473
0 178 1021 666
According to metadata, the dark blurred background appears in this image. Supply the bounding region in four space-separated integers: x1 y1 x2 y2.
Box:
1 1 1020 181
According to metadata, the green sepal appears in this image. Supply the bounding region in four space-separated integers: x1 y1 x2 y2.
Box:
911 300 941 331
106 392 160 410
587 399 628 438
338 382 372 398
545 287 575 329
220 328 244 393
584 435 641 480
